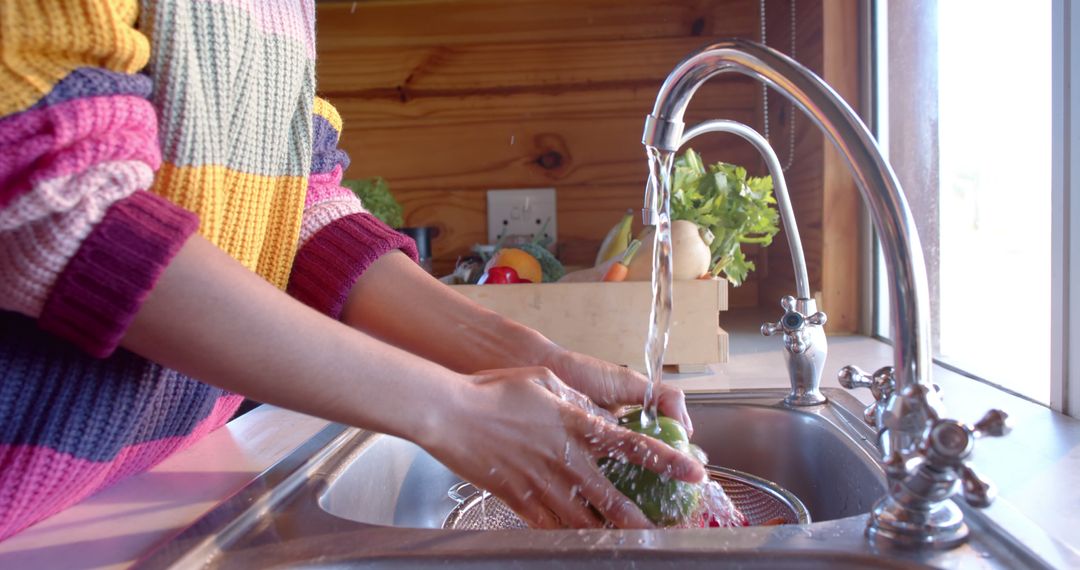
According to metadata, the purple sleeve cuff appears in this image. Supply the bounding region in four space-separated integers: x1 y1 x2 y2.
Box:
38 191 199 358
287 213 419 319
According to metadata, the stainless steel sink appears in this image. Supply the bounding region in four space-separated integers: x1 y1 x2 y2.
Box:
319 391 885 529
135 389 1073 569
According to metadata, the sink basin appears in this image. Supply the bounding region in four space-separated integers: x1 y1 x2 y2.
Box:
135 389 1072 569
319 393 885 528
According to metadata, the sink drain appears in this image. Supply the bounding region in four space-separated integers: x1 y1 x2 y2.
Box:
443 465 810 530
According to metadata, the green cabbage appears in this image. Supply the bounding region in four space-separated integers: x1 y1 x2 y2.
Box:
515 242 565 283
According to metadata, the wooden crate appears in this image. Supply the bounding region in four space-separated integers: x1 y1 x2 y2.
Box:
450 279 728 372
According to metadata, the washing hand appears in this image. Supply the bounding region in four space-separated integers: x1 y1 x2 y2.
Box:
542 348 694 436
425 367 706 529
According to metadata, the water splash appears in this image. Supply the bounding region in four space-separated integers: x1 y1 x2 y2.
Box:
695 480 749 528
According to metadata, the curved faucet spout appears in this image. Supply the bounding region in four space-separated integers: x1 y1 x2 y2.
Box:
642 38 1017 550
643 39 938 423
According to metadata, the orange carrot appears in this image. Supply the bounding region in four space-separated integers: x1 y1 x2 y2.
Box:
603 239 642 282
603 262 629 282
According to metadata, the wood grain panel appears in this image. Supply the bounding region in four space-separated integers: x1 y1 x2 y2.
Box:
328 81 759 129
760 0 827 310
316 0 756 48
316 0 862 314
340 102 760 191
318 37 758 96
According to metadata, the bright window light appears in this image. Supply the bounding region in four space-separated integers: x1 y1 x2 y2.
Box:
936 0 1052 402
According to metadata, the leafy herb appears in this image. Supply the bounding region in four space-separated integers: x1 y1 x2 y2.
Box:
341 177 404 228
669 149 780 286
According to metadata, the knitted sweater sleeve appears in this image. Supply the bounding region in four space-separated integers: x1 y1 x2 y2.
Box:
0 1 199 358
287 98 418 319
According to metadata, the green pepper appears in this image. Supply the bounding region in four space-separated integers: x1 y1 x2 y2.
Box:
599 410 702 527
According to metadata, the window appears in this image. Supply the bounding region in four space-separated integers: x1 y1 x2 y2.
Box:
873 1 1054 405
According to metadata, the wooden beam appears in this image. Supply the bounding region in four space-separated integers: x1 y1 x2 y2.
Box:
821 0 865 334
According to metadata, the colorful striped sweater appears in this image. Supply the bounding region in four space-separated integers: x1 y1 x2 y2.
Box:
0 0 416 541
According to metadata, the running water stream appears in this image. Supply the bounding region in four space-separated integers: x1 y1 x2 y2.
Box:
636 147 748 528
642 146 675 427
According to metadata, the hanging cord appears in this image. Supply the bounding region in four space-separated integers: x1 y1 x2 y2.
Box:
760 0 797 172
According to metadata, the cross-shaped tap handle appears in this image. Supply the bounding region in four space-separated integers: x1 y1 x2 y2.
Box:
838 365 894 427
838 365 894 398
920 409 1012 508
761 296 827 338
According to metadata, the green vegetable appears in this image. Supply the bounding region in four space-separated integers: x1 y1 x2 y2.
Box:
669 149 780 286
341 177 404 228
600 411 701 527
515 242 565 282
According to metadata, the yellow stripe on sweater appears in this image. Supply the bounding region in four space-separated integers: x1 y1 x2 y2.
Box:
0 0 150 115
151 163 308 290
313 97 343 135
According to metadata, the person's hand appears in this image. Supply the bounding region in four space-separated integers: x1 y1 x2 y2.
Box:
541 348 694 436
424 367 706 529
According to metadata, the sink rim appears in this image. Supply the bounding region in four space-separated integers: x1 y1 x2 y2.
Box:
316 389 885 528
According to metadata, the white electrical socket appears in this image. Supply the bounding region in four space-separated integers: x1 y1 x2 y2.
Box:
486 188 557 246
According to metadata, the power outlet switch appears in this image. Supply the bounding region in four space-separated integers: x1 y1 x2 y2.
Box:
486 188 557 245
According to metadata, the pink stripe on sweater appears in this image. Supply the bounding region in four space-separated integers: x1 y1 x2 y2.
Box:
0 164 157 321
0 395 242 542
304 164 352 207
0 95 160 209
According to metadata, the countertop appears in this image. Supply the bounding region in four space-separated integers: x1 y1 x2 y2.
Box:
2 309 1077 569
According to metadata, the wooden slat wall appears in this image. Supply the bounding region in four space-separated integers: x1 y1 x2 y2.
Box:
759 0 826 316
315 0 862 320
821 0 866 334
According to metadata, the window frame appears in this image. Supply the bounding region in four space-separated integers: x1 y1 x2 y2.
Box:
1051 0 1079 416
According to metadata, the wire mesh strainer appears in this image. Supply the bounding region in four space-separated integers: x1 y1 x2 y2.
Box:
443 465 810 530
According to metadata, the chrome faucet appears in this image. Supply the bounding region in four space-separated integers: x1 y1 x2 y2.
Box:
643 39 1010 549
644 118 828 407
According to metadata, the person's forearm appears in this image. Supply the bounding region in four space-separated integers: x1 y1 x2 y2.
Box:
340 252 694 431
342 252 557 373
121 235 463 446
121 238 704 530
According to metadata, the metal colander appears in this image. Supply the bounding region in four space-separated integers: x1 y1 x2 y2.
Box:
443 465 810 530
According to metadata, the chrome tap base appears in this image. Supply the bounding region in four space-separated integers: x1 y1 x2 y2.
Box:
762 296 828 407
867 497 969 550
